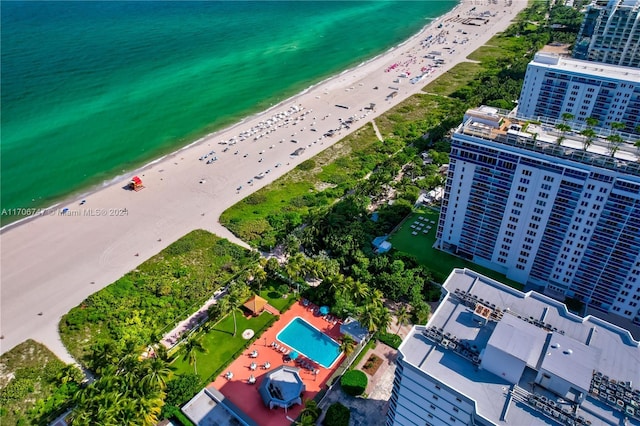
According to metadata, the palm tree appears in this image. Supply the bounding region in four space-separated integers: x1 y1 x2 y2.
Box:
349 280 370 304
395 305 411 335
300 399 321 420
377 307 392 334
359 304 390 333
555 123 571 145
265 256 279 274
366 288 385 309
607 134 624 157
561 112 575 124
228 302 239 338
339 334 356 357
585 116 599 129
296 413 318 426
141 358 173 390
183 335 207 375
132 389 165 426
210 295 230 322
304 259 323 281
580 128 597 151
324 273 344 296
285 252 305 283
358 304 379 333
610 121 626 134
89 341 119 374
252 265 267 292
226 282 250 337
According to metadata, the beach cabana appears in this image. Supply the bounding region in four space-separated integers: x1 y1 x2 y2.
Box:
258 365 305 411
129 176 144 191
243 295 268 315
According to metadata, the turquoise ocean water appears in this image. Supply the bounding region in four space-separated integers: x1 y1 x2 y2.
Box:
1 1 456 220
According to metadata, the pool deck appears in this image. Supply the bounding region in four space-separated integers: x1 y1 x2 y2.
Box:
210 299 345 426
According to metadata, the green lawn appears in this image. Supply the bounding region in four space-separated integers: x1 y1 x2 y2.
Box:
172 310 274 381
259 281 295 312
389 208 523 289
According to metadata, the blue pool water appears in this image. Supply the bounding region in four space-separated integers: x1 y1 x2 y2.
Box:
277 317 341 368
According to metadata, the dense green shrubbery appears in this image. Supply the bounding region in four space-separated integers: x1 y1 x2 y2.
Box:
0 340 78 426
340 370 368 396
323 402 350 426
376 331 402 349
162 405 196 426
60 230 259 367
164 374 202 408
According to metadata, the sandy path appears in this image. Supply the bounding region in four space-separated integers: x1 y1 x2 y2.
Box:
0 0 527 362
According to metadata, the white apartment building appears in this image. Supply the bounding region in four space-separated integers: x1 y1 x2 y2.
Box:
387 268 640 426
436 107 640 323
516 52 640 133
573 0 640 67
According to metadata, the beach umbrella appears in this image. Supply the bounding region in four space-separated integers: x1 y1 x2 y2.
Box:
290 351 299 360
319 306 330 315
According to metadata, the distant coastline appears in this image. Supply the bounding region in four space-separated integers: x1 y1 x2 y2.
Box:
0 0 527 361
0 1 458 227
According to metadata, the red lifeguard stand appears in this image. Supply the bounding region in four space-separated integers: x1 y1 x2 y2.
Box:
129 176 144 191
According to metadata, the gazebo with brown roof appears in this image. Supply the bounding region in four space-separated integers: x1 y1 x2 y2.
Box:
243 295 268 315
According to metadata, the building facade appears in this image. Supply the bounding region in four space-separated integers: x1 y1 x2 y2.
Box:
436 107 640 323
573 0 640 67
387 268 640 426
516 52 640 133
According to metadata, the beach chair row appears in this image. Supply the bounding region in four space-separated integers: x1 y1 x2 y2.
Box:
270 341 291 355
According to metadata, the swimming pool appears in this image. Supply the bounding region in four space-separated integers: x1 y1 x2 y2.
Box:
276 317 341 368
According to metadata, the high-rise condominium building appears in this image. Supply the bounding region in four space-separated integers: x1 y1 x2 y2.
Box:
436 106 640 323
516 52 640 133
573 0 640 67
387 268 640 426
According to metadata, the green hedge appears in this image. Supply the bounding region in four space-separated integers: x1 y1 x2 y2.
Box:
377 331 402 349
163 405 196 426
323 402 350 426
340 370 367 396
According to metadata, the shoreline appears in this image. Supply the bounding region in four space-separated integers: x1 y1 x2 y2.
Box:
0 9 445 231
0 0 528 362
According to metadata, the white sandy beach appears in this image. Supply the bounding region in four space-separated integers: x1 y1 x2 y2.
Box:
0 0 527 362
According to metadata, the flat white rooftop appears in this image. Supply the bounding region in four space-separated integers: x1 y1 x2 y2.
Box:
182 387 258 426
530 52 640 83
399 268 640 426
